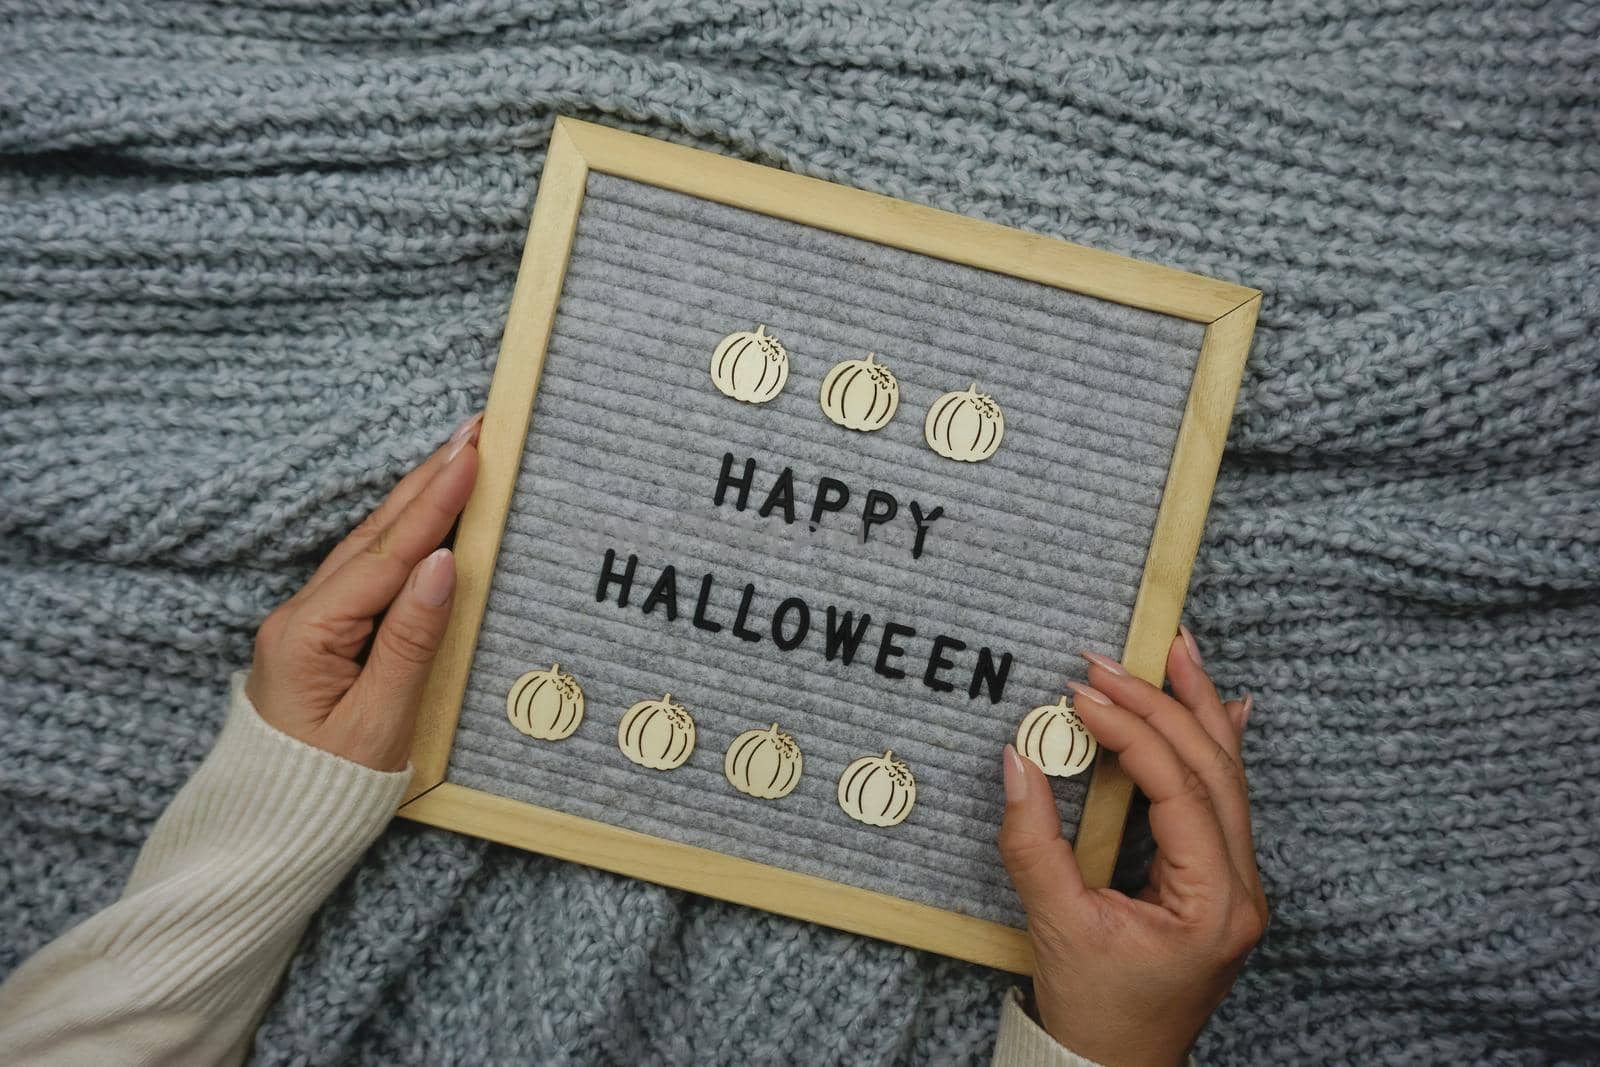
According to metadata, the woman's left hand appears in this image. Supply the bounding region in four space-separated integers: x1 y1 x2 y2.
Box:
246 414 482 771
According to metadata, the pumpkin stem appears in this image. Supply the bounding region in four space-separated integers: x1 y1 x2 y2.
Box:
662 693 672 704
967 382 978 394
1057 695 1071 708
756 323 767 336
883 749 894 761
550 662 560 673
865 351 876 364
769 722 780 734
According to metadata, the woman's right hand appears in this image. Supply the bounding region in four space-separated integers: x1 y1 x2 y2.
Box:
997 628 1267 1067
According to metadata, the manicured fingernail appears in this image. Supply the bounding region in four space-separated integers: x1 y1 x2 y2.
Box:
444 415 483 462
1066 679 1113 706
1080 649 1127 676
1002 744 1027 804
414 548 455 607
1179 624 1204 667
1239 692 1254 729
448 411 483 445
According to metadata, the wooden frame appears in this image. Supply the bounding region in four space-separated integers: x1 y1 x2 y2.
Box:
399 117 1260 975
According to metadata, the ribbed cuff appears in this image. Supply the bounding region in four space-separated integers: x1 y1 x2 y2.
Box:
98 673 412 1009
992 989 1104 1067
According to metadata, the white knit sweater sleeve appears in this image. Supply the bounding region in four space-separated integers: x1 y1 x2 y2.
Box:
992 989 1107 1067
0 673 411 1067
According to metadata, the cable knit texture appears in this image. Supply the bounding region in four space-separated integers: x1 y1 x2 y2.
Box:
1 2 1596 1065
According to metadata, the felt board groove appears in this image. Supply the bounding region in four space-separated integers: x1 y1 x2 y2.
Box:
582 179 1204 351
564 202 1204 364
552 258 1200 415
445 172 1206 929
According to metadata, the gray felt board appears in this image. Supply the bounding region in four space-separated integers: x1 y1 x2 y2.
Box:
446 172 1205 929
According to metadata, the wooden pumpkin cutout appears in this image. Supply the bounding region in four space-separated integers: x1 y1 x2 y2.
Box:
837 750 917 827
924 383 1005 462
1016 696 1098 778
506 663 584 741
724 722 804 800
617 693 696 771
710 324 790 404
819 351 900 432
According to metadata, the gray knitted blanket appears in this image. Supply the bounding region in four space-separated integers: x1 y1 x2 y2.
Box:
3 3 1597 1064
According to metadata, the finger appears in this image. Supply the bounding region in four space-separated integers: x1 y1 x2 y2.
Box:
1068 686 1234 901
1226 693 1254 735
1220 694 1263 896
1167 629 1260 892
1083 635 1233 758
1167 626 1238 758
307 441 478 623
1081 641 1257 888
336 548 456 771
997 745 1089 933
300 413 482 598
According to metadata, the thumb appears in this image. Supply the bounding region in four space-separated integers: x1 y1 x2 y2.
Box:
341 547 456 770
997 745 1089 927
